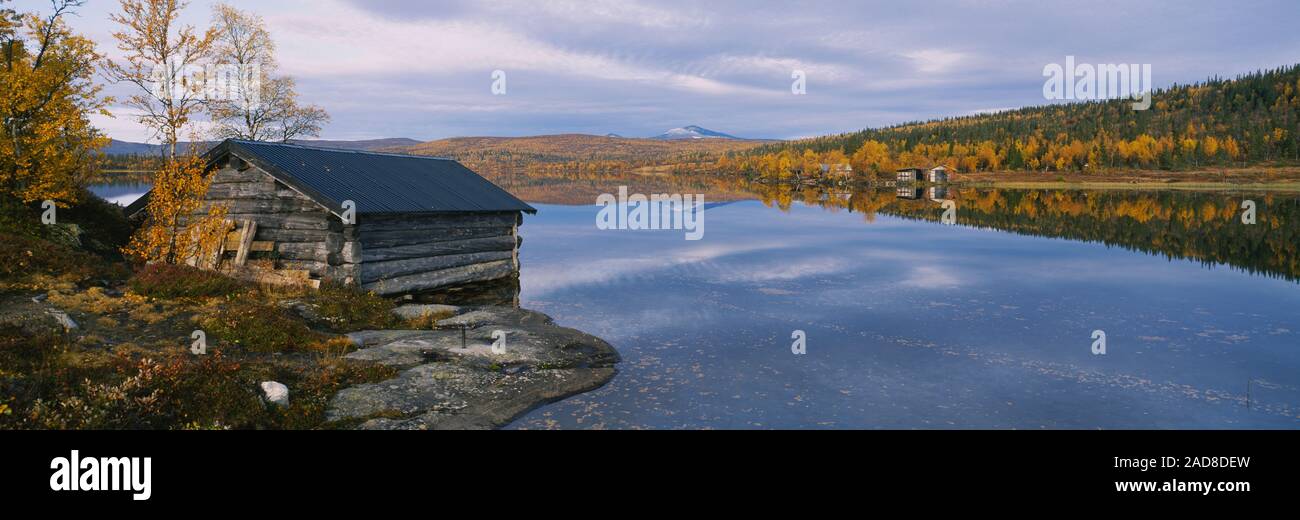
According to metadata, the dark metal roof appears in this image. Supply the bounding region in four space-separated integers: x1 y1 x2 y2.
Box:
210 139 534 216
123 190 151 218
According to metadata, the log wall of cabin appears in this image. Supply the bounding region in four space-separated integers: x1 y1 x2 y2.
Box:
357 212 520 296
199 160 359 285
197 157 522 294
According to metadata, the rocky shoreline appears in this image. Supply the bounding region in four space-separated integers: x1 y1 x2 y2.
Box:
327 305 620 430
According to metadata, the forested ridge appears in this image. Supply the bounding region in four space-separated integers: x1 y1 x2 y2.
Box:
729 65 1300 179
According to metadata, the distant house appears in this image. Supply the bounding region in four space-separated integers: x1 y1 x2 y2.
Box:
820 163 854 181
896 168 926 183
896 166 951 183
127 139 536 296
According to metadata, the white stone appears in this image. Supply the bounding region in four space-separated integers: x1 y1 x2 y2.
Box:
260 381 289 407
47 309 78 331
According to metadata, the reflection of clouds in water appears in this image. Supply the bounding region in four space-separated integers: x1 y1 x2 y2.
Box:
522 239 792 296
604 306 720 340
713 257 854 283
898 266 961 288
524 221 977 295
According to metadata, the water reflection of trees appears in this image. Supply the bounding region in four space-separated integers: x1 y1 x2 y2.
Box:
751 184 1300 282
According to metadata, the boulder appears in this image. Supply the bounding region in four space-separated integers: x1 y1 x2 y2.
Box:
260 381 290 407
44 223 83 249
47 309 79 332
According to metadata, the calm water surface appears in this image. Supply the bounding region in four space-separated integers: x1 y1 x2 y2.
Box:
508 189 1300 429
90 180 151 206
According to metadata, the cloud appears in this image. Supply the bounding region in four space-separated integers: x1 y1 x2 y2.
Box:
53 0 1300 141
268 1 764 99
904 49 968 74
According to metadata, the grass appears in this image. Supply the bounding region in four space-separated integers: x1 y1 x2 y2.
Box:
300 283 402 333
0 191 133 292
404 308 458 329
196 297 327 353
0 231 129 292
128 263 245 299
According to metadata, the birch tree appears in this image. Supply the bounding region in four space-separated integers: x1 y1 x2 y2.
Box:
208 3 328 142
105 0 215 161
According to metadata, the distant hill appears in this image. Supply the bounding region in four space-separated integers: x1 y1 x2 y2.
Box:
103 137 422 156
290 138 423 151
651 125 741 140
392 133 769 163
389 133 773 185
104 139 209 156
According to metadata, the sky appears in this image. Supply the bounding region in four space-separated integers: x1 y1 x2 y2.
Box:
23 0 1300 143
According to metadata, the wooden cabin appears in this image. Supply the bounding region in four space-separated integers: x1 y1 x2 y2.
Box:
126 139 536 296
896 168 926 183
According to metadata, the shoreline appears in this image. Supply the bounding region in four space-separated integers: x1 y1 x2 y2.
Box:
951 167 1300 192
967 180 1300 192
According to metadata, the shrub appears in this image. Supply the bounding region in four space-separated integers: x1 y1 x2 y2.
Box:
4 349 264 430
302 284 400 333
0 195 42 238
128 263 244 299
197 300 324 353
272 357 399 429
0 328 112 429
0 325 394 430
58 189 133 257
0 232 127 289
0 190 130 258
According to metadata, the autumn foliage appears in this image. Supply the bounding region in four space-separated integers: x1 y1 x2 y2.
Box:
0 0 109 206
731 65 1300 180
122 155 229 264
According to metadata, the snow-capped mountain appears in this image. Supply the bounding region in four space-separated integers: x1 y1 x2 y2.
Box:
650 125 740 140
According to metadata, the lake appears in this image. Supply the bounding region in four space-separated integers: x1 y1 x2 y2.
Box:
92 183 1300 429
509 187 1300 429
90 180 152 207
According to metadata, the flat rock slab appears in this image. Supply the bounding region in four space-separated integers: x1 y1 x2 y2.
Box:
329 305 619 429
435 306 554 329
330 364 615 430
391 303 461 320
